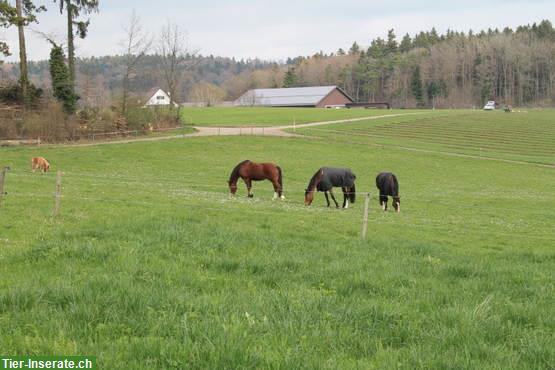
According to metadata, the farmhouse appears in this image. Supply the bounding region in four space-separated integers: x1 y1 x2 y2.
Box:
235 86 354 108
144 88 179 108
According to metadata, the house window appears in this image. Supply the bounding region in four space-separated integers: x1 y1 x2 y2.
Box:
156 95 165 100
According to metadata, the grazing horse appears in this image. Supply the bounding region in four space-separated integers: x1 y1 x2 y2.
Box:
228 160 284 199
376 172 400 212
305 167 356 208
31 157 50 173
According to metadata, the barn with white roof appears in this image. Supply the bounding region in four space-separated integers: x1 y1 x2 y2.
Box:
234 86 354 108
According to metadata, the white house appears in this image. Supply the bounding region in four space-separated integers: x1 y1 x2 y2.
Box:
144 88 179 108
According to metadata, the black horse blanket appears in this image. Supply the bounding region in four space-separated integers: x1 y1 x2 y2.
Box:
317 167 356 191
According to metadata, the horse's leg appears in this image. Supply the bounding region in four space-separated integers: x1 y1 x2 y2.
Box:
271 179 279 200
329 189 339 208
244 178 253 197
273 178 285 200
324 192 330 207
342 187 349 209
380 195 388 211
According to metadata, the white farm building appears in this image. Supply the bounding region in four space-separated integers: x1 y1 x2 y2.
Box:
144 88 179 108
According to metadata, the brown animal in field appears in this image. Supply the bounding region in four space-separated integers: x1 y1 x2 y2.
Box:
31 157 50 173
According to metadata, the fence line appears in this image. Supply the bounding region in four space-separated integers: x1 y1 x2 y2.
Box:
7 170 553 200
4 190 552 243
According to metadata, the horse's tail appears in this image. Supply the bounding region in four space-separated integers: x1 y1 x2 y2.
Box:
392 174 399 197
277 166 283 191
349 182 356 203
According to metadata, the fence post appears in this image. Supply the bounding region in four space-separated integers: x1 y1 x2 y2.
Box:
53 171 63 216
361 193 370 239
0 166 10 205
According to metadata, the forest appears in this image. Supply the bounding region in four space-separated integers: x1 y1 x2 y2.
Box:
2 20 554 108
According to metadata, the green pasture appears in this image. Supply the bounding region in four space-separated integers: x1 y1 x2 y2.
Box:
181 106 418 126
296 109 555 165
0 110 554 369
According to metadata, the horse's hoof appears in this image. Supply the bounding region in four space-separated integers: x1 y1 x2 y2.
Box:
248 194 254 198
280 196 286 200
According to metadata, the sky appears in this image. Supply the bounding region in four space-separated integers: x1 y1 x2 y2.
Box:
1 0 554 62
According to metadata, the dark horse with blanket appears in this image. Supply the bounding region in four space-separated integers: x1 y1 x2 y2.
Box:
305 167 356 208
376 172 400 212
228 160 284 199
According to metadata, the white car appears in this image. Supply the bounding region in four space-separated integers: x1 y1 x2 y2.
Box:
483 101 496 110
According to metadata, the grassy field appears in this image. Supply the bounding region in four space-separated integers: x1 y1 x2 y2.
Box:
181 106 418 126
0 110 554 369
296 109 555 166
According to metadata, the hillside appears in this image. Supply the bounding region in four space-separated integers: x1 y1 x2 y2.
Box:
1 20 554 108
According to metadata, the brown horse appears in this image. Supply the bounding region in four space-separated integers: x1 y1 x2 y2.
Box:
31 157 50 173
228 160 284 199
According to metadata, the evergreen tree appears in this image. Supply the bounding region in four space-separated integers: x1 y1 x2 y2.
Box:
348 41 360 55
282 67 298 88
1 0 45 103
386 29 398 54
49 43 78 112
368 38 385 59
0 1 16 57
399 33 412 53
411 65 424 107
53 0 99 95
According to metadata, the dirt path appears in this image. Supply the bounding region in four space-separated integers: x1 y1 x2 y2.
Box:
17 111 553 168
62 112 422 146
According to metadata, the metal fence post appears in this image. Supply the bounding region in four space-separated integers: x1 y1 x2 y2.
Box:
53 171 63 216
361 193 370 239
0 166 10 205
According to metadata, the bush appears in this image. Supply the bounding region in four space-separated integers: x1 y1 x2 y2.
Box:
0 81 43 106
126 106 181 130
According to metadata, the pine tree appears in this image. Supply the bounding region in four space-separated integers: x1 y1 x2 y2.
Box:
1 0 45 103
283 67 298 88
49 43 78 112
399 33 412 53
386 29 398 54
411 65 424 107
53 0 99 95
348 41 360 55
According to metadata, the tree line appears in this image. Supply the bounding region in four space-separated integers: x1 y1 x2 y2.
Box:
2 4 554 109
282 20 555 108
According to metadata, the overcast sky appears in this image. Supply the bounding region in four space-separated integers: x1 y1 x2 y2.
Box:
1 0 553 62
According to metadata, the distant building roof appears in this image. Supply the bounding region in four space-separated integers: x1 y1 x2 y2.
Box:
235 86 354 107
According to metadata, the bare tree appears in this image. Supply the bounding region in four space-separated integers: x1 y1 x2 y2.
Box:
158 21 197 114
189 81 226 106
121 10 151 115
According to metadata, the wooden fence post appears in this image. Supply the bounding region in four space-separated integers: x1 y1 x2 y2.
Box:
0 166 10 205
53 171 63 216
361 193 370 239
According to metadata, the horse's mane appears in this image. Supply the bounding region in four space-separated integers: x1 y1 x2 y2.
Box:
229 160 250 184
306 168 323 191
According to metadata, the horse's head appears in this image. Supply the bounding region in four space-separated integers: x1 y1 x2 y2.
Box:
393 196 400 213
228 180 238 195
304 188 315 206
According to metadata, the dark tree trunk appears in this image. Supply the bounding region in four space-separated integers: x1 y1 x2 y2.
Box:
15 0 28 102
